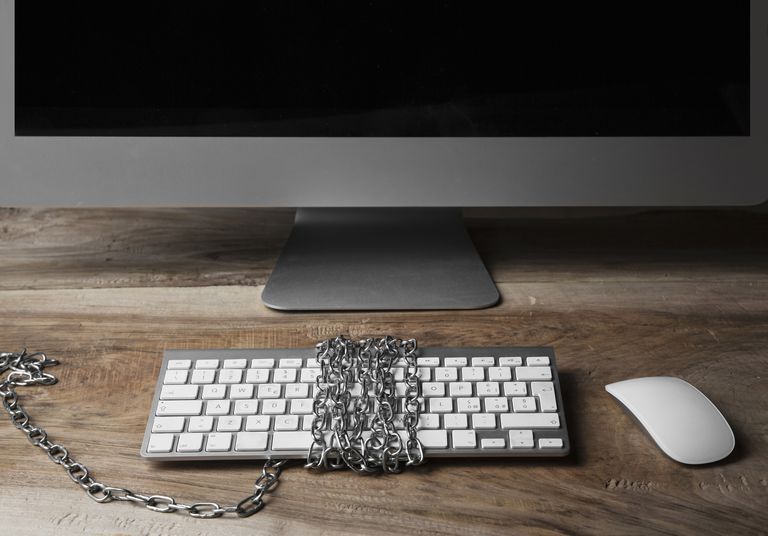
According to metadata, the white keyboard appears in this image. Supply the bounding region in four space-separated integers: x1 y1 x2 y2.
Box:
141 347 570 460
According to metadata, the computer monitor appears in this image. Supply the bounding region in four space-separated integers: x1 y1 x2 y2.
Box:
2 1 766 310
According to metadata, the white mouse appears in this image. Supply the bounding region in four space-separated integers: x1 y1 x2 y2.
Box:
605 376 735 465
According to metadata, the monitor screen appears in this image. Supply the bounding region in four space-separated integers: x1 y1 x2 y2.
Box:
15 2 749 137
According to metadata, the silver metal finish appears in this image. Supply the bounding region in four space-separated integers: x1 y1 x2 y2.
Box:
142 346 570 461
261 208 500 310
1 0 767 207
306 336 424 473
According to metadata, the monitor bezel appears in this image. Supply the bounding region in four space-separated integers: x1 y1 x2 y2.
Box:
1 0 766 207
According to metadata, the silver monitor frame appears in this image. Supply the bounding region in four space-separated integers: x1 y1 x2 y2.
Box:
1 0 767 207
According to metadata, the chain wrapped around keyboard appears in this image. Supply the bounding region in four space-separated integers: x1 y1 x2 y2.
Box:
306 335 424 473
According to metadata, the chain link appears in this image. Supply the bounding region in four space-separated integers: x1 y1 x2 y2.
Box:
305 335 424 473
0 349 287 519
1 339 424 519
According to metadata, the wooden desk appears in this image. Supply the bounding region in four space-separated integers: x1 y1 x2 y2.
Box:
1 207 766 535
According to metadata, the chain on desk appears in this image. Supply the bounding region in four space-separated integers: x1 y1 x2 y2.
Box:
0 337 424 518
0 349 288 518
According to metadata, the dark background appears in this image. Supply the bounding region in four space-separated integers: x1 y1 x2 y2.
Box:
16 1 749 136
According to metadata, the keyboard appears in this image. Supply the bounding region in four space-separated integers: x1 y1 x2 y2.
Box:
141 347 570 460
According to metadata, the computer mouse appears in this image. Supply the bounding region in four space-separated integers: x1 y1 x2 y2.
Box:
605 376 735 465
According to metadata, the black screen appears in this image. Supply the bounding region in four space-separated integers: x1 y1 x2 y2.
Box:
15 2 749 136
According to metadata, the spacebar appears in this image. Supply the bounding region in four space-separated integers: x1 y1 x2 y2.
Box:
271 431 312 451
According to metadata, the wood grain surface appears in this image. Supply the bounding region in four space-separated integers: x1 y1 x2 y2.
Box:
1 207 767 536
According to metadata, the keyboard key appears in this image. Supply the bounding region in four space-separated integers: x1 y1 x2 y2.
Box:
481 438 506 449
417 367 432 381
300 368 321 383
416 430 448 448
512 397 537 412
188 416 214 432
290 399 314 414
246 369 270 384
230 384 254 399
417 357 440 366
206 400 231 416
223 359 248 369
515 366 552 381
422 382 446 397
503 382 527 396
457 397 482 413
147 434 174 453
471 413 496 429
488 367 512 382
452 430 477 448
526 356 550 366
285 383 309 399
539 438 564 448
163 370 188 385
262 399 287 415
273 368 297 383
531 382 558 412
429 398 453 413
160 385 199 400
444 358 467 367
476 382 500 396
418 414 440 429
195 360 219 369
279 358 303 368
484 397 509 412
498 357 522 367
461 367 484 381
251 359 274 368
218 369 243 384
206 433 232 452
245 415 270 431
168 360 191 370
258 384 281 398
274 415 300 431
236 432 268 451
449 382 472 397
471 357 495 366
202 384 227 400
444 414 468 429
272 431 311 451
217 416 243 432
191 370 216 384
234 400 259 415
302 415 315 430
501 413 560 429
435 368 458 381
152 417 185 433
509 430 534 448
177 433 204 452
157 400 202 416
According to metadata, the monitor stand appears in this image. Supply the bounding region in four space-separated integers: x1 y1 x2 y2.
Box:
261 208 499 311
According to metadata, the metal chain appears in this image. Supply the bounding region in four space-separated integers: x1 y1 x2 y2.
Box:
305 335 424 473
0 349 287 519
1 339 424 519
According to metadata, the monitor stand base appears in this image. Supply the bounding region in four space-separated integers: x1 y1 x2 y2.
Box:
261 208 499 311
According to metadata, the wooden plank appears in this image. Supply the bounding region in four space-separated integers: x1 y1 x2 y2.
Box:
2 207 767 290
